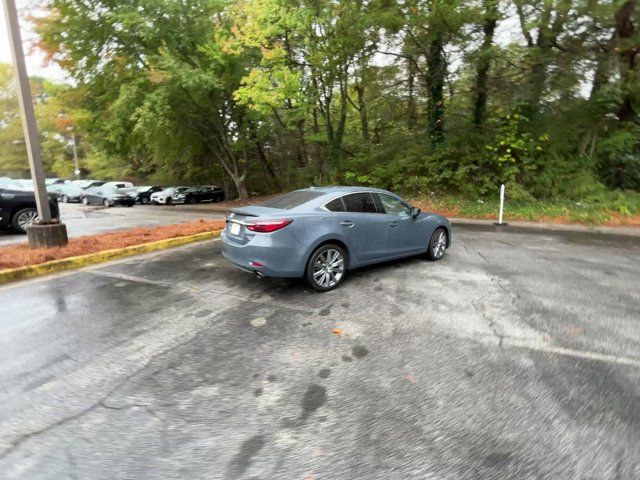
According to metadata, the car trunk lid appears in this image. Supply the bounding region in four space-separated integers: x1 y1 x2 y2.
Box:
225 206 288 244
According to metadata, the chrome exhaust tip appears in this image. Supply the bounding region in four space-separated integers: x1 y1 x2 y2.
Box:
254 271 265 279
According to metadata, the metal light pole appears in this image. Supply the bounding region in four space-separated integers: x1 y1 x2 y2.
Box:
3 0 68 247
68 128 80 179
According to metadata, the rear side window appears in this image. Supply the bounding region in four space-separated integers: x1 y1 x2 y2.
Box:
260 190 324 209
343 193 378 213
325 197 346 212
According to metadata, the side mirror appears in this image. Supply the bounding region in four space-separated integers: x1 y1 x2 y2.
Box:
411 207 421 218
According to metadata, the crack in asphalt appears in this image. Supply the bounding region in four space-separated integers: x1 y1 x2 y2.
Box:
0 320 215 460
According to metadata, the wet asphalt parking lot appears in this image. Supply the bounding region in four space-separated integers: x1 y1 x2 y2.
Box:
0 226 639 479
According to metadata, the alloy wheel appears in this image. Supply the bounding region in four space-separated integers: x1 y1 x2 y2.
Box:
432 230 447 259
17 210 38 230
312 248 345 289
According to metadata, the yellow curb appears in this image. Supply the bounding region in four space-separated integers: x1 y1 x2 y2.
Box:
0 230 221 285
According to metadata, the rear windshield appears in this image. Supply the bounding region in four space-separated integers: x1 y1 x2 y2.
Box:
260 190 324 209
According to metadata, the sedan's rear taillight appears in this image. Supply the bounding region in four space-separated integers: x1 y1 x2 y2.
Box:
246 219 293 233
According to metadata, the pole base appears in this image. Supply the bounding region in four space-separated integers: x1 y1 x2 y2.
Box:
26 222 69 248
493 222 508 227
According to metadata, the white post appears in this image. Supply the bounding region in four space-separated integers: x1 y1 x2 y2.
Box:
498 184 505 225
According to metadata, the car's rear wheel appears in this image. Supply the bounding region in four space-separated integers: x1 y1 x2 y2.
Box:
166 197 172 205
12 208 38 234
306 244 346 292
427 228 448 261
103 198 111 208
81 196 89 205
61 194 69 203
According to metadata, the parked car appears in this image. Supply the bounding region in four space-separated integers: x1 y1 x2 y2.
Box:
52 180 106 203
52 183 85 203
45 178 68 186
0 178 60 233
173 185 225 204
135 185 165 204
150 186 188 205
80 183 136 207
72 179 106 190
221 187 451 291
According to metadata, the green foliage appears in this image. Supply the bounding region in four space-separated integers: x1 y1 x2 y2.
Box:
7 0 636 209
597 124 640 191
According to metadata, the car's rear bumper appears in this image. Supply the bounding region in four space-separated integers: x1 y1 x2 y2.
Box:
220 229 305 278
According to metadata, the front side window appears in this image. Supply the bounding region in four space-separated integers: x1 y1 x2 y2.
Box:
342 193 378 213
378 194 411 215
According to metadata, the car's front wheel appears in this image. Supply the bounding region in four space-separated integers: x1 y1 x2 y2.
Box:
103 198 112 208
141 197 149 204
305 244 347 292
427 227 448 261
12 208 38 234
61 194 69 203
81 196 89 205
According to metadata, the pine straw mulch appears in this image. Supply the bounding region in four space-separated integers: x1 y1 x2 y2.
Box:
0 219 226 270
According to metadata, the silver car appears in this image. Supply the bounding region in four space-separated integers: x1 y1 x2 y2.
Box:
221 186 451 291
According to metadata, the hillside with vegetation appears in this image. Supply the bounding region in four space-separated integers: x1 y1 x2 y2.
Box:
2 0 640 221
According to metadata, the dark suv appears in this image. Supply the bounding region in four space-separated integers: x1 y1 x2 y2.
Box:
173 185 225 204
0 179 60 233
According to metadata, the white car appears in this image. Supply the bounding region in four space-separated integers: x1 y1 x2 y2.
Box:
150 186 188 205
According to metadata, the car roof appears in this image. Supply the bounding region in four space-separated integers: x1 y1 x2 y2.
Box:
302 186 394 195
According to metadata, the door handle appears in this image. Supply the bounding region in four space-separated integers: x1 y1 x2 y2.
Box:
339 221 354 228
389 222 399 227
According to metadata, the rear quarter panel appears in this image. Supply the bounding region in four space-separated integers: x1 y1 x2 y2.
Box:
287 212 358 269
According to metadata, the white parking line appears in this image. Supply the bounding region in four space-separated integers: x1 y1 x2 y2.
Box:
484 336 640 368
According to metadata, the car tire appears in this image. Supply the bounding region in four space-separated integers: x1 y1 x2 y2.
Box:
305 244 347 292
141 197 149 204
81 196 89 205
61 194 69 203
12 208 38 234
103 198 111 208
426 228 448 261
166 198 173 205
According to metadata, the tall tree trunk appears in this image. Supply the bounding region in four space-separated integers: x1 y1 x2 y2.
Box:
355 84 369 141
255 140 280 189
355 56 369 141
407 54 418 130
329 78 349 169
312 106 323 180
234 177 248 199
295 119 310 166
426 35 446 145
472 0 498 128
615 0 638 121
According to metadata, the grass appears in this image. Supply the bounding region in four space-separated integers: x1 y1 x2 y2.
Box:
0 219 225 269
411 195 640 226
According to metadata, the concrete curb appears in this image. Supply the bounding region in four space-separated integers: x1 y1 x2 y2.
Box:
0 230 221 284
452 218 640 240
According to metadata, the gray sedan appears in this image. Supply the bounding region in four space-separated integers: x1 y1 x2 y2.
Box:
221 186 451 291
